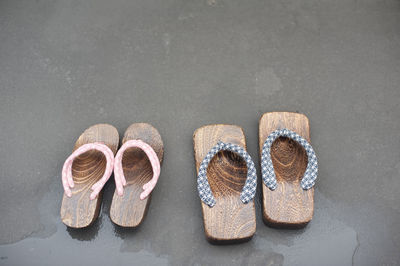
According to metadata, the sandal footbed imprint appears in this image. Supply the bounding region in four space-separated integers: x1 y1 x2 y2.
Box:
110 123 163 227
259 112 314 228
193 124 256 243
60 124 119 228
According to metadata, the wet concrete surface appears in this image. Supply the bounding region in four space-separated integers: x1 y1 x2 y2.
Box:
0 0 399 265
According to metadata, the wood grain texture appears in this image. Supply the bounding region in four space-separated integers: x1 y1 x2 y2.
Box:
60 124 119 228
259 112 314 228
193 124 256 243
110 123 163 227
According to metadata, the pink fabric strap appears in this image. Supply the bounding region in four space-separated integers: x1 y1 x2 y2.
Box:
62 142 115 200
114 139 161 200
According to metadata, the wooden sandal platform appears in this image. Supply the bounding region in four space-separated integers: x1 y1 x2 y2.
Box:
110 123 163 227
259 112 318 228
193 124 257 243
60 124 119 228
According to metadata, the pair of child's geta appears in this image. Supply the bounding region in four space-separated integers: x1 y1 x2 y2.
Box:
60 123 163 228
60 112 318 244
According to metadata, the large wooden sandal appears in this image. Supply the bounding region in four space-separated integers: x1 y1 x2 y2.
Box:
259 112 318 228
193 124 257 243
110 123 163 227
60 124 119 228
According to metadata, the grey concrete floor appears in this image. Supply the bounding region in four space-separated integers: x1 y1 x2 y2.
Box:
0 0 399 265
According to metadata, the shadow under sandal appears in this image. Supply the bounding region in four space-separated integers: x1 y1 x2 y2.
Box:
60 124 119 228
193 124 257 244
259 112 318 228
110 123 164 227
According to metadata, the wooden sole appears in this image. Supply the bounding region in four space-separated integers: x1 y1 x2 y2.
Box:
60 124 119 228
193 124 256 243
110 123 163 227
259 112 314 228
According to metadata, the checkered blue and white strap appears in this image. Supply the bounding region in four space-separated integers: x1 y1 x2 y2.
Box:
261 128 318 191
197 141 257 207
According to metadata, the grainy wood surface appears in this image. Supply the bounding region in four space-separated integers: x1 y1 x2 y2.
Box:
193 124 256 243
259 112 314 228
60 124 119 228
110 123 163 227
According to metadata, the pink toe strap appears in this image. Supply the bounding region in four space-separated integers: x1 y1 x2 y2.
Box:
62 142 115 200
114 139 161 200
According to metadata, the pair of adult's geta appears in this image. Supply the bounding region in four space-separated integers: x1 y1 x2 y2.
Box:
194 112 317 244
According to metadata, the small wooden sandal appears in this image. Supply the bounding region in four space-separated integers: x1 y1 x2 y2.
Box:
259 112 318 228
60 124 119 228
110 123 163 227
193 124 257 243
